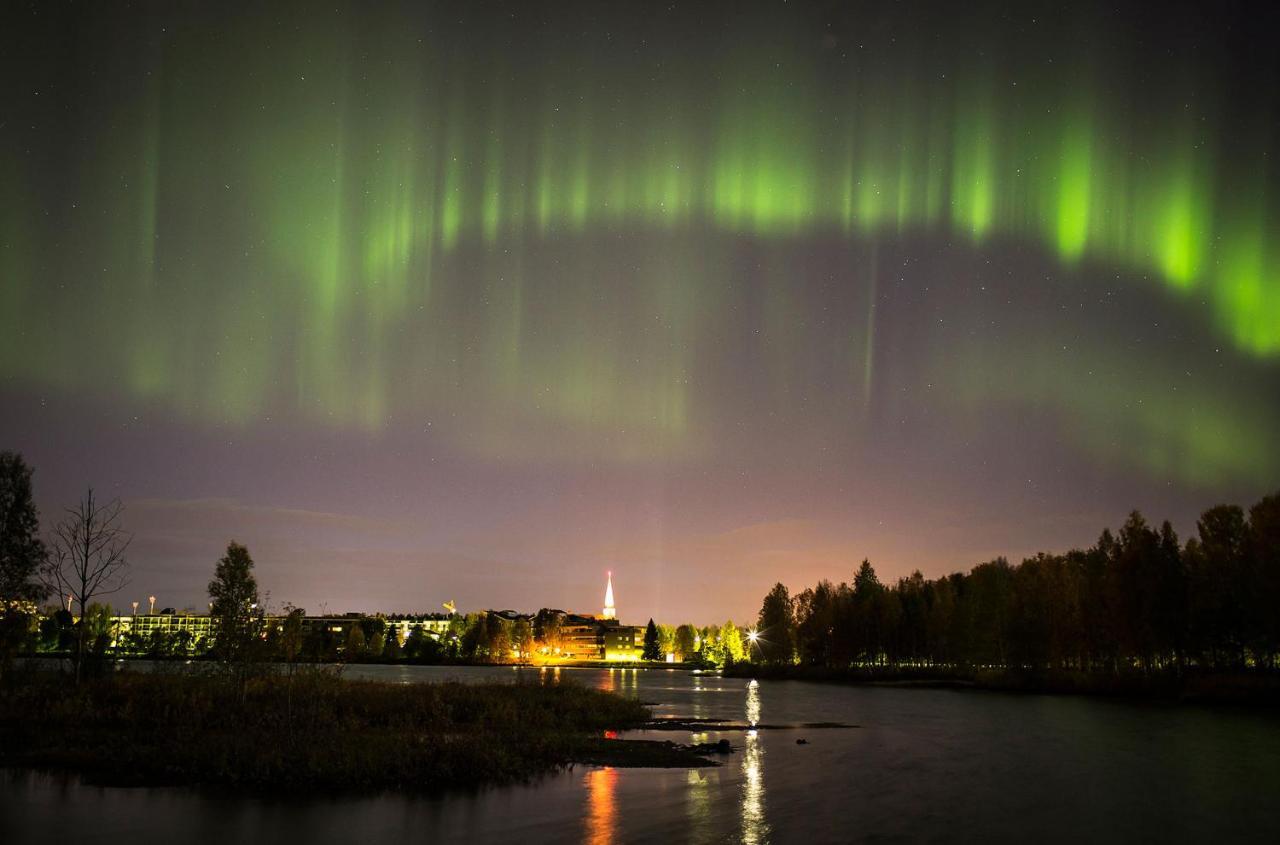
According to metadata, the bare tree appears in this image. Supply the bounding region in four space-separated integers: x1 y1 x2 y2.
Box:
43 489 131 683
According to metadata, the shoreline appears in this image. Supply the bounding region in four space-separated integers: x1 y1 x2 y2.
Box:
723 664 1280 705
19 654 710 672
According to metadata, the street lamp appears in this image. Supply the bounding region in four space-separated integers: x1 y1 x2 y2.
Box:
148 595 156 614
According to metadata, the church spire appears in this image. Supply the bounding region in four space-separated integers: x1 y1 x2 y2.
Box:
603 571 616 619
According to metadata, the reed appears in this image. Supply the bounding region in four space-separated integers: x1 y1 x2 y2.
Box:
0 668 704 792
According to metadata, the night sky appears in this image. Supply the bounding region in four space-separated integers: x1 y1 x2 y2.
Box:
2 1 1278 623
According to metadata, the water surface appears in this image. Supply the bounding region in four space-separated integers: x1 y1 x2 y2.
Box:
4 665 1278 843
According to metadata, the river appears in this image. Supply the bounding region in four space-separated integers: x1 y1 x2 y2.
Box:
3 664 1279 842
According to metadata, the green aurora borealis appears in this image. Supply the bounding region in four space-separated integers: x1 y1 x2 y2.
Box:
3 0 1279 495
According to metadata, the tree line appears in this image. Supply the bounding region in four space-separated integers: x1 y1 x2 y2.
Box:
19 602 755 666
753 493 1280 675
5 450 751 671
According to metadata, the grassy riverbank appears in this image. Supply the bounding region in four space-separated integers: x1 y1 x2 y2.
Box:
724 664 1280 703
0 668 712 793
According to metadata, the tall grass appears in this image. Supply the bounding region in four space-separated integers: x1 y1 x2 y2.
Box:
0 668 652 792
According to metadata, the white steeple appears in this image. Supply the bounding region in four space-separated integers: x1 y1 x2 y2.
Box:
603 571 616 619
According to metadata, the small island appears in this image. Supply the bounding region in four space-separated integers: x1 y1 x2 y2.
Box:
0 669 715 794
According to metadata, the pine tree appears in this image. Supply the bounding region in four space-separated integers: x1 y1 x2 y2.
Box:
642 618 662 660
381 625 402 661
208 541 261 666
0 451 47 603
0 452 48 676
756 583 795 665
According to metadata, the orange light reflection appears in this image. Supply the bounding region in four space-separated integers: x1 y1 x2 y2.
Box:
584 766 619 845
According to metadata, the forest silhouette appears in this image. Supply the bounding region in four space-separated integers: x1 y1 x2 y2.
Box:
753 493 1280 677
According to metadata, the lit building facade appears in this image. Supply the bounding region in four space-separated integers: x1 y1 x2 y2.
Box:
538 574 643 661
382 614 455 645
603 625 642 661
113 611 214 648
97 610 458 653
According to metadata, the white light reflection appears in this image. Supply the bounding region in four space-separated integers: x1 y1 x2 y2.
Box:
741 678 768 844
686 767 714 843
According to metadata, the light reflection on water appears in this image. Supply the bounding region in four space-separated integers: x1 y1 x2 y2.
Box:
691 671 705 720
742 679 768 844
742 732 767 845
578 666 646 698
685 767 715 844
4 664 1280 843
583 767 617 845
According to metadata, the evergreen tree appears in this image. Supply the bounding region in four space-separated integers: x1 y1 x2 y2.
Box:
1190 505 1249 667
345 624 367 660
366 625 386 661
1250 493 1280 667
795 580 837 665
405 625 428 660
642 618 662 660
279 606 306 666
208 541 261 666
381 625 402 661
853 559 881 595
756 582 795 665
0 451 47 604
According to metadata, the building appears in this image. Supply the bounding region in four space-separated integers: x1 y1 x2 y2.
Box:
382 613 456 646
99 609 459 653
537 574 643 661
113 610 214 648
559 613 609 660
603 625 642 661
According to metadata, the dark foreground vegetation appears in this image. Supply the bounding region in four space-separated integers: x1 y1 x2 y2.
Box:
750 492 1280 701
0 668 711 793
